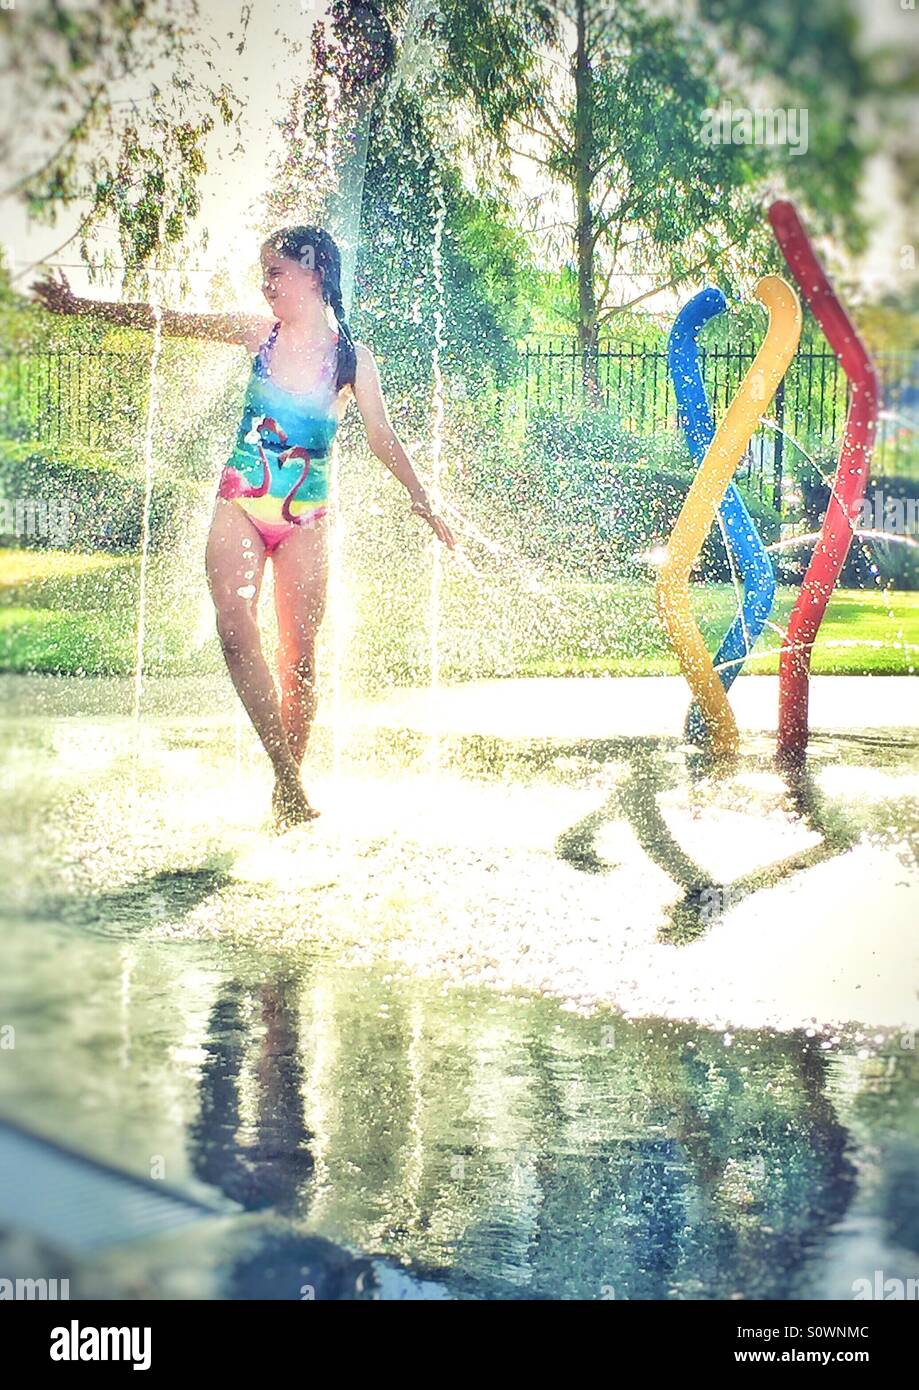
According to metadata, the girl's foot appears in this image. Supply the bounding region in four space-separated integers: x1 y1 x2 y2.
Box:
271 774 320 831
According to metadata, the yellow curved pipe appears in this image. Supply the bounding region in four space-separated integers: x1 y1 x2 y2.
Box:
657 275 802 760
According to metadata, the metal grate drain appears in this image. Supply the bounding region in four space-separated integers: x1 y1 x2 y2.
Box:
0 1118 230 1252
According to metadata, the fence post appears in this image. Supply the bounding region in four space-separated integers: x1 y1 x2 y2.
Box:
773 376 785 514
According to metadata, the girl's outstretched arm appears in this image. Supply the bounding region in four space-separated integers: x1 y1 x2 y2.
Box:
29 269 272 351
352 342 455 549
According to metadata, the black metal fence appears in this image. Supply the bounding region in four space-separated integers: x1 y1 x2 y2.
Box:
1 342 916 502
0 349 151 451
517 340 917 486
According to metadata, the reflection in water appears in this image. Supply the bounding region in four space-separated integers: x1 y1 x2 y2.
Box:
279 981 859 1298
0 899 916 1298
189 975 312 1215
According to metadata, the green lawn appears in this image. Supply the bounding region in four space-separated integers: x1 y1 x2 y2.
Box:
521 582 918 678
0 549 210 676
0 547 916 681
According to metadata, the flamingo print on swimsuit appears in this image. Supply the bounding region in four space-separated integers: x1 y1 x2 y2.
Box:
279 448 313 524
219 415 313 522
217 320 337 550
218 417 272 500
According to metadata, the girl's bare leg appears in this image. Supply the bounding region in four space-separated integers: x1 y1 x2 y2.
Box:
271 519 328 768
205 499 315 825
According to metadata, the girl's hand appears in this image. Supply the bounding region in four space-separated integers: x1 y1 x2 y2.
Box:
411 498 456 549
30 268 77 315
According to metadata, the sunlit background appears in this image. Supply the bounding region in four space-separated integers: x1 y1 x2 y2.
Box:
0 0 916 1301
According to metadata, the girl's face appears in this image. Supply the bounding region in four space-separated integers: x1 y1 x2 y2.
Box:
259 247 323 319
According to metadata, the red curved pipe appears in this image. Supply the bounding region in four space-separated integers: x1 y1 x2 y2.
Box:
768 201 879 760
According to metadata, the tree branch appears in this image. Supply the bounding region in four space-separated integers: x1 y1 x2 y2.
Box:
515 119 567 155
522 97 572 154
1 83 106 201
597 231 749 321
594 257 620 314
505 143 556 170
13 207 101 286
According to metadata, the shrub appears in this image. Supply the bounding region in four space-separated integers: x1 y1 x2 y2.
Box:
777 464 918 590
477 404 781 581
0 440 205 553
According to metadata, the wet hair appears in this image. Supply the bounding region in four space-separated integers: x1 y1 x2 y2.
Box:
262 225 357 392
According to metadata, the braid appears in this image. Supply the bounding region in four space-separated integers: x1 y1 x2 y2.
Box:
327 283 358 393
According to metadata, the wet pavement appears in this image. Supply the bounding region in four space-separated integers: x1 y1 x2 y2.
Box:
0 674 917 1298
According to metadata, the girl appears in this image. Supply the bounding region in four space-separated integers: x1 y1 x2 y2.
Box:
32 226 455 827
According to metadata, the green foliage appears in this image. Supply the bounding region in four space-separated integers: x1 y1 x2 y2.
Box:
0 440 203 553
0 258 17 312
4 0 242 287
437 0 895 343
696 0 887 246
781 464 919 591
570 8 767 304
354 92 542 395
481 404 780 582
0 333 245 481
433 0 560 137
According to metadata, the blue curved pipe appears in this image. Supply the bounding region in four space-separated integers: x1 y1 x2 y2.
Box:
667 288 776 744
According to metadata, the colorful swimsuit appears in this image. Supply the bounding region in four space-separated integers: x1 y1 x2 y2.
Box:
218 320 340 552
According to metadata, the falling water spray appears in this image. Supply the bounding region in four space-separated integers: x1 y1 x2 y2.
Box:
427 166 447 772
308 2 397 776
131 268 164 763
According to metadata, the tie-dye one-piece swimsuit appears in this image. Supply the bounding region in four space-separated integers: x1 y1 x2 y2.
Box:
218 320 340 552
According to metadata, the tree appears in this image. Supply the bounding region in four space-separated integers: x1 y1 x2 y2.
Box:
0 0 242 292
1 0 403 305
353 89 540 394
696 0 889 241
433 0 890 397
2 0 896 367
